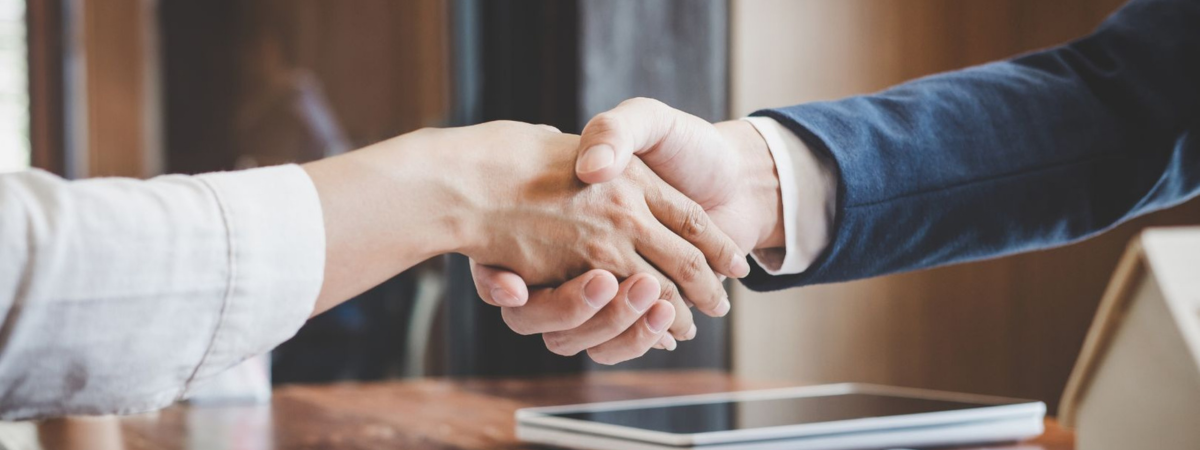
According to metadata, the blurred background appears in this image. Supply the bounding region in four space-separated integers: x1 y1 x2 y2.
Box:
5 0 1194 416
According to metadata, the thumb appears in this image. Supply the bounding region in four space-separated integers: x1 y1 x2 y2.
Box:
469 260 530 307
575 98 736 210
575 97 689 184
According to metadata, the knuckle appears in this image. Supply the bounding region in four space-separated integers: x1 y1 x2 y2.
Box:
603 187 635 210
621 163 653 186
716 238 737 261
583 241 620 268
675 251 706 283
678 203 708 239
583 240 606 260
660 282 680 302
624 215 652 237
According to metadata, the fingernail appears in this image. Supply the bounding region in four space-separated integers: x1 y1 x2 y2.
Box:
713 298 731 317
577 145 614 174
627 278 658 313
646 306 672 333
683 323 697 341
659 334 677 351
583 276 611 309
730 255 751 278
491 288 520 307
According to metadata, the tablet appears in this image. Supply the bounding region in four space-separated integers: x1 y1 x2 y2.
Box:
516 383 1045 450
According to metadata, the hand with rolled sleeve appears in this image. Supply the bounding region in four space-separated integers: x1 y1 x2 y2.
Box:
0 120 744 420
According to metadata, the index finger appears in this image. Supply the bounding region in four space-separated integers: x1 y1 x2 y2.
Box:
644 180 751 280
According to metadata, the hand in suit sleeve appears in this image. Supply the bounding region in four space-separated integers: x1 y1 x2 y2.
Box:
744 0 1200 290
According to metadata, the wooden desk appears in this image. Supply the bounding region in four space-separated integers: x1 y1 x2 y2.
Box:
38 371 1074 449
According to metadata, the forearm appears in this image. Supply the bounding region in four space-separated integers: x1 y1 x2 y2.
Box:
746 0 1200 288
303 129 481 315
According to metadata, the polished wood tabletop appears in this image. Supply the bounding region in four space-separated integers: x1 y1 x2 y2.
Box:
34 371 1073 450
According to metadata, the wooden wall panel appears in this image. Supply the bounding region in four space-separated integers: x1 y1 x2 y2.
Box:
729 0 1176 412
28 0 66 176
79 0 160 178
163 0 451 173
238 0 450 146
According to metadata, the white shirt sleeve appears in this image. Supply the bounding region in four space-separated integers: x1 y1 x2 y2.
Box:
741 117 837 275
0 164 325 420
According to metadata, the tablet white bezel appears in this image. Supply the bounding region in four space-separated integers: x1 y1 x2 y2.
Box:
518 414 1044 450
515 383 1046 447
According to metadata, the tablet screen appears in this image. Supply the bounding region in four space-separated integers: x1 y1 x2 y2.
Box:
548 393 1011 434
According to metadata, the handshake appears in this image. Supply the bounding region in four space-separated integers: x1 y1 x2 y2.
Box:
459 98 785 364
308 98 787 365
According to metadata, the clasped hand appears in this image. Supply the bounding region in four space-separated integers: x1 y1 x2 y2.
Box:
468 99 783 364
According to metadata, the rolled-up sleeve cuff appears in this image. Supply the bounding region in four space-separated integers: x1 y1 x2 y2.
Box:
187 164 325 388
742 117 836 276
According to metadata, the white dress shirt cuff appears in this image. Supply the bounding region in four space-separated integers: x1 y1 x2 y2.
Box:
741 116 837 276
188 165 325 387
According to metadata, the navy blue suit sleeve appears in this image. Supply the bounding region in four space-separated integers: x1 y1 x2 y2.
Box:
743 0 1200 291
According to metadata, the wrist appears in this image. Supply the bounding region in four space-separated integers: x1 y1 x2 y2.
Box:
714 120 786 251
383 128 487 258
308 130 482 264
